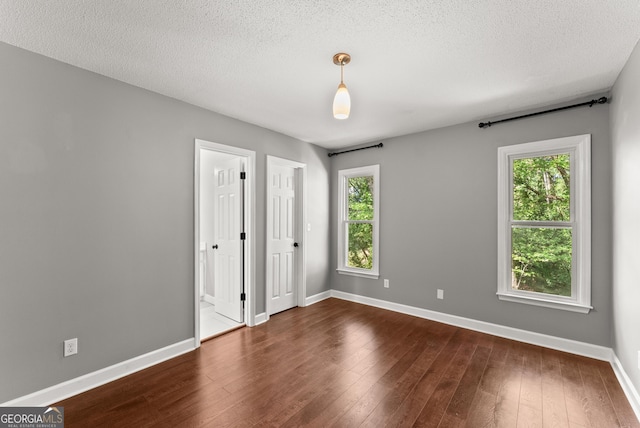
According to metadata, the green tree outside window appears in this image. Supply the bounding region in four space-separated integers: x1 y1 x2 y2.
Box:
511 154 572 296
347 176 374 269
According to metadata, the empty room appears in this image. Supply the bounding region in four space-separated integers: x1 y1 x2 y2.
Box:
1 1 640 427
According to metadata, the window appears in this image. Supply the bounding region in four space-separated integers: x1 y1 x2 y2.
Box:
497 135 591 313
337 165 380 279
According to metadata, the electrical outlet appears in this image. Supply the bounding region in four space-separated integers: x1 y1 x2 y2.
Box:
64 338 78 357
384 279 389 288
437 289 444 300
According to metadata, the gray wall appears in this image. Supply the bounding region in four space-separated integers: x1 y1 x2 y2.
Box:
330 96 613 346
611 40 640 397
0 42 331 402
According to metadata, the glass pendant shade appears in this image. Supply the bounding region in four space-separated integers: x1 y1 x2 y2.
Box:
333 82 351 120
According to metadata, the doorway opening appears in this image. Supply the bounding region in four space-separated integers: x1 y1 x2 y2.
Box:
194 139 256 346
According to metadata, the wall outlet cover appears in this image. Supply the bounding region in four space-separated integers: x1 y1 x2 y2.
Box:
437 289 444 300
64 338 78 357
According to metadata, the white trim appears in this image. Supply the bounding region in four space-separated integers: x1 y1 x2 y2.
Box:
337 164 380 278
203 294 215 305
194 142 201 345
611 353 640 422
496 292 592 313
330 290 611 361
265 156 307 319
305 290 332 306
194 139 257 348
254 312 268 326
296 165 308 308
497 134 591 312
0 339 194 407
336 268 380 280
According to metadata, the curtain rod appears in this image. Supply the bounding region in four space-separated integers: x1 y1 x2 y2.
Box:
328 142 384 158
478 97 608 129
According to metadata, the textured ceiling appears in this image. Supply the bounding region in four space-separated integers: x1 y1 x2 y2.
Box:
1 1 640 149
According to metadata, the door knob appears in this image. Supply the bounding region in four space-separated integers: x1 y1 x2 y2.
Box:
212 244 218 249
293 242 299 247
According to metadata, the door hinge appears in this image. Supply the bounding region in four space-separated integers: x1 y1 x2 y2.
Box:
240 232 246 240
240 171 246 180
240 292 246 301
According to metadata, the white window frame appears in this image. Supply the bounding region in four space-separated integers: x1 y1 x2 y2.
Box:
497 134 591 313
337 165 380 279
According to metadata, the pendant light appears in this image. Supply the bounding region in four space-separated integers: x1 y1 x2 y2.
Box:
332 53 351 120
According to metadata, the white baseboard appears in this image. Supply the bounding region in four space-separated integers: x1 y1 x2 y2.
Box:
611 353 640 422
1 339 195 407
203 294 215 305
330 290 612 361
254 312 268 325
305 290 332 306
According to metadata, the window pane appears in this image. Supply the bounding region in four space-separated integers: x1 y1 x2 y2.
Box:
347 222 373 269
513 154 570 221
348 176 374 221
511 227 572 296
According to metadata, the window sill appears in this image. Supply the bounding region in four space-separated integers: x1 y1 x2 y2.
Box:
337 268 379 280
497 292 592 314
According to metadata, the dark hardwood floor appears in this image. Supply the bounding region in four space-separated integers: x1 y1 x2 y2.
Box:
56 298 639 427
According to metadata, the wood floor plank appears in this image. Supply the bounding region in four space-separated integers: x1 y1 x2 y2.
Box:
382 326 461 427
412 329 481 427
465 387 501 428
304 324 428 426
579 359 624 428
479 337 512 396
342 332 441 427
360 322 453 427
52 298 638 428
516 344 543 428
444 344 492 423
560 354 593 428
494 340 524 428
598 363 640 428
540 348 571 428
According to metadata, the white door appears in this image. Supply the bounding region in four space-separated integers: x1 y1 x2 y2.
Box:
268 163 298 315
212 157 244 323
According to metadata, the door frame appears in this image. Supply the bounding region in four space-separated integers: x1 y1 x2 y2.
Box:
265 155 307 319
194 139 256 348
